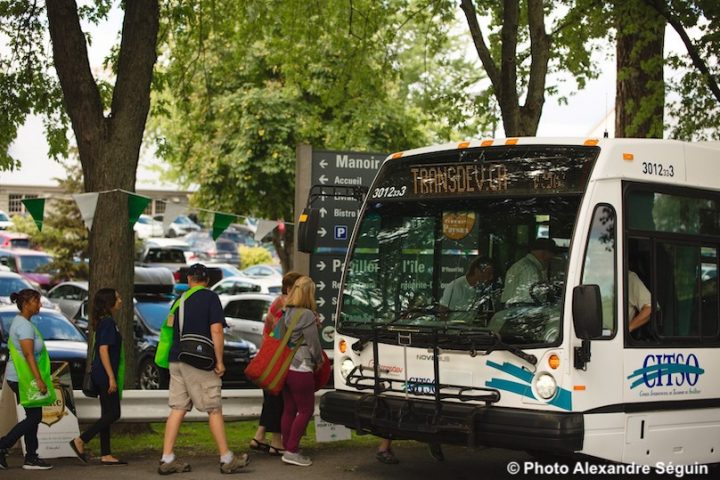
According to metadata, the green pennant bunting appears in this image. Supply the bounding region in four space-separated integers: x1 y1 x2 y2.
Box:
22 198 45 231
127 193 151 227
212 212 235 240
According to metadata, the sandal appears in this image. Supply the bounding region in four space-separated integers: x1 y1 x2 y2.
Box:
68 439 88 464
249 439 270 452
268 446 285 456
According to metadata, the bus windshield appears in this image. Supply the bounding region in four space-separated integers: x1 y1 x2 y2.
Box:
338 145 598 348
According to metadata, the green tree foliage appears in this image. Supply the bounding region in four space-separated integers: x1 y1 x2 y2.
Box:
151 0 485 268
649 0 720 140
10 161 89 280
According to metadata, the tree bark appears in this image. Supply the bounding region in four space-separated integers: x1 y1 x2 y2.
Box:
615 0 665 138
273 227 294 273
46 0 159 388
461 0 550 137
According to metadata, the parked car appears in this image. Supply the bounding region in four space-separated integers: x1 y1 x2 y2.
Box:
183 231 240 266
134 214 164 239
0 248 55 291
0 210 12 230
220 292 277 347
144 237 199 263
204 263 243 283
0 232 31 249
50 267 176 324
73 278 258 390
221 226 257 247
137 246 188 277
240 264 282 281
0 271 61 311
0 306 87 389
153 214 201 238
211 276 282 296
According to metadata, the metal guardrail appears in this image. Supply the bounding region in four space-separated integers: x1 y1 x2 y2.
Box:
71 389 331 423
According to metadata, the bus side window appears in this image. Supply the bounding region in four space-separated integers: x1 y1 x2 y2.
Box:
581 204 616 337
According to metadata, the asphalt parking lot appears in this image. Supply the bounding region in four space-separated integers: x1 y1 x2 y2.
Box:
3 442 716 480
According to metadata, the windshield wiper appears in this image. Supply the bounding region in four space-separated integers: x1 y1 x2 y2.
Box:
480 332 538 367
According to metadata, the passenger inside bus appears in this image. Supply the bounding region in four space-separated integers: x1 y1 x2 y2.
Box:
628 270 652 333
438 256 497 322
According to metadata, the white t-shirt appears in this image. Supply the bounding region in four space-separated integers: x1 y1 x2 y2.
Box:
440 276 479 321
628 270 651 320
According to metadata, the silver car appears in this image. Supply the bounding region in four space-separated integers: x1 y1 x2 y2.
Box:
221 292 277 347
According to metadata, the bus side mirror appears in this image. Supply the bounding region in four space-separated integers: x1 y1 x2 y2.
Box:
572 285 603 340
297 208 320 254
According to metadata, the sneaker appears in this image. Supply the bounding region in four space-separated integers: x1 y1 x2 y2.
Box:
281 451 312 467
376 448 399 464
0 449 7 469
220 453 249 474
158 458 191 475
23 456 53 470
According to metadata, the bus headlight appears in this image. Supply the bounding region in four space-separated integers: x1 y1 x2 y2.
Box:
535 373 557 400
340 358 355 379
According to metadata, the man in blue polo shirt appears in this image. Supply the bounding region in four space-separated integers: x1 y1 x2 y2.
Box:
158 263 249 475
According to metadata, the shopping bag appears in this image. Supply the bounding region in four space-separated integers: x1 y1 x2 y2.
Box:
244 310 303 395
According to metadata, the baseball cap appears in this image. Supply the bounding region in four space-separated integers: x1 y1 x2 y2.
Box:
187 263 209 280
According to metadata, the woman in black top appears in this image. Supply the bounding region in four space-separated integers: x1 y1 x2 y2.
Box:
69 288 126 465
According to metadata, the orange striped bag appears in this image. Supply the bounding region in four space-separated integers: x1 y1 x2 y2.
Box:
244 310 303 394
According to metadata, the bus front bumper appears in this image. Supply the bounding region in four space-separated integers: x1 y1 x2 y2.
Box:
320 390 584 453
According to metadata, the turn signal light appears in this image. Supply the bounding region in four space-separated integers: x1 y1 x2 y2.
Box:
623 153 634 161
548 354 560 370
339 339 347 353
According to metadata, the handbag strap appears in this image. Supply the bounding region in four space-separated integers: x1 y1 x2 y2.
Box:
175 286 205 334
280 309 304 349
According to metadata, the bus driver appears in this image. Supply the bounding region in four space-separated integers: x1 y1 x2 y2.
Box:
501 237 556 306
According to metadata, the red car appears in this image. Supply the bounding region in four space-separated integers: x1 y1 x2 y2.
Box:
0 248 55 291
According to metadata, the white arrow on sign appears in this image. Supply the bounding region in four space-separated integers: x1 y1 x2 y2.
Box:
318 313 325 322
319 159 328 169
319 174 328 184
319 207 327 218
316 261 326 271
317 297 326 307
318 227 327 237
316 281 326 291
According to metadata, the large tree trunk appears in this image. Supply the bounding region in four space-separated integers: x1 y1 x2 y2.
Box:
615 0 665 138
273 228 294 273
461 0 550 137
46 0 159 388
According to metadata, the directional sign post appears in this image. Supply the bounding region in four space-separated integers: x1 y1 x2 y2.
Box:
308 150 387 348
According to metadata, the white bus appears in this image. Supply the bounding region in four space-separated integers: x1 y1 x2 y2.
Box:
316 138 720 466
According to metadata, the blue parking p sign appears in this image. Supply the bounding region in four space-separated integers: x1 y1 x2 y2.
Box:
334 225 348 240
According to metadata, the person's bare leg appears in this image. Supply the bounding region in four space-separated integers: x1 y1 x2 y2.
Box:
252 425 267 444
162 409 187 456
208 410 229 456
270 432 283 450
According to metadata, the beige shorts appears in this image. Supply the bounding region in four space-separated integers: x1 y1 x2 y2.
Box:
168 362 222 413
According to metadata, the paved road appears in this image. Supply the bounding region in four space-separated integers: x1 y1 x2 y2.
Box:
3 443 714 480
